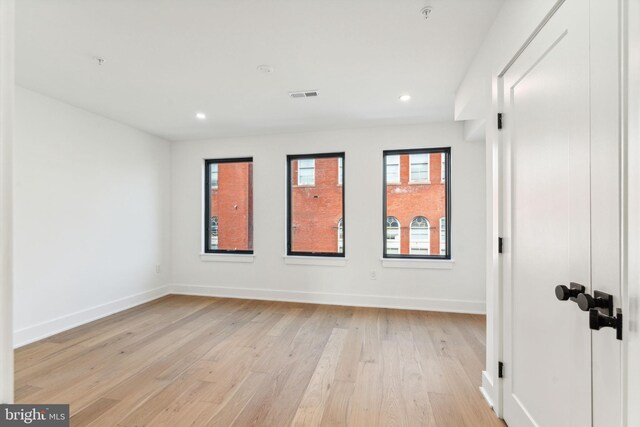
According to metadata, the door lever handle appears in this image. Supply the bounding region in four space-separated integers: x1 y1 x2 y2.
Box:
589 308 623 340
576 290 613 316
555 282 585 302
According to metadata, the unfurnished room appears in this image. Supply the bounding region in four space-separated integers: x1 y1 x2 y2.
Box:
0 0 638 426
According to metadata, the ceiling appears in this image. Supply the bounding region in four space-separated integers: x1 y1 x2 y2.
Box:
16 0 504 141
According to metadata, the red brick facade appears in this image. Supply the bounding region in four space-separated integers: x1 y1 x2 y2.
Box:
210 162 253 251
386 154 446 255
290 157 344 253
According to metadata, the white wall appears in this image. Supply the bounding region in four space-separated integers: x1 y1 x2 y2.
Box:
170 122 486 313
454 0 558 121
13 87 171 347
0 0 14 403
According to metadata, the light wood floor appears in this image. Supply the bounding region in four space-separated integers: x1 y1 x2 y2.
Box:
15 295 505 426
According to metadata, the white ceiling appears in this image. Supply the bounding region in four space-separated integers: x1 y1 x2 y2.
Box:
16 0 504 141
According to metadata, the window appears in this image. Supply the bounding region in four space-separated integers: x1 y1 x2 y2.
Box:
204 158 253 254
211 216 219 249
440 217 446 255
410 153 430 183
383 148 450 259
338 157 343 186
211 163 219 188
288 153 345 256
386 155 400 184
297 158 315 186
386 216 401 254
410 216 430 255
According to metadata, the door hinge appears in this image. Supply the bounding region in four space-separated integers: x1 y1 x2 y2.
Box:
498 361 504 378
498 237 504 254
497 113 503 130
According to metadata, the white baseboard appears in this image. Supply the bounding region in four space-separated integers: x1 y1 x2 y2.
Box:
14 285 485 348
480 370 501 418
169 284 486 314
14 286 170 348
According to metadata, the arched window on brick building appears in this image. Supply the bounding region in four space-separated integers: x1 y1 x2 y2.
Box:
386 216 401 254
410 216 430 255
440 217 446 255
210 216 219 249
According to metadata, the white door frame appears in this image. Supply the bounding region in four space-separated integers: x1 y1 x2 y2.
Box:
623 0 639 425
484 0 568 419
0 0 14 404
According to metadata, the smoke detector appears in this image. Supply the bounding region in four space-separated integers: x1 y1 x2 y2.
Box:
289 90 319 99
420 6 433 20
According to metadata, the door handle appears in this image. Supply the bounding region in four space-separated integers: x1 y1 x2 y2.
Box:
555 282 585 302
589 308 622 340
576 290 613 316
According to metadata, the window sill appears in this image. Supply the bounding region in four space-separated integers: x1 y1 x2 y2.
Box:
200 253 255 263
283 256 347 267
381 258 454 269
408 181 431 185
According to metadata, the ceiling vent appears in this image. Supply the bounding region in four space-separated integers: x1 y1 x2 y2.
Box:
289 90 319 98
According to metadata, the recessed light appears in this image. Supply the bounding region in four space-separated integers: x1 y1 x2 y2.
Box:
399 94 411 102
196 112 207 120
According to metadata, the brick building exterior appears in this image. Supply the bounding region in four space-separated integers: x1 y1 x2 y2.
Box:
210 162 253 251
210 153 446 256
290 157 344 253
386 153 447 255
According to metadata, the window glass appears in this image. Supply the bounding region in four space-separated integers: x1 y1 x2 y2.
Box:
211 216 218 249
440 217 446 255
386 216 401 254
410 216 430 255
288 154 345 256
211 163 218 188
410 153 430 183
383 149 450 258
386 155 400 183
297 158 315 186
205 158 253 253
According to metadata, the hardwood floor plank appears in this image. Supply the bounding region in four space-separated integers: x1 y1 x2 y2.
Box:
333 310 365 383
380 339 408 426
197 372 269 426
291 327 348 426
70 397 120 426
14 384 42 401
347 360 383 427
319 380 355 427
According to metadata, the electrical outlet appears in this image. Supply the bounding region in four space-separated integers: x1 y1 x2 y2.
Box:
369 270 377 280
155 264 162 274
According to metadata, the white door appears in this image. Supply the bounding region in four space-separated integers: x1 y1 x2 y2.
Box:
500 0 620 427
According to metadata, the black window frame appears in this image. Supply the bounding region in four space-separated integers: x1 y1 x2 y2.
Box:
287 152 346 257
204 157 254 255
382 147 451 260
